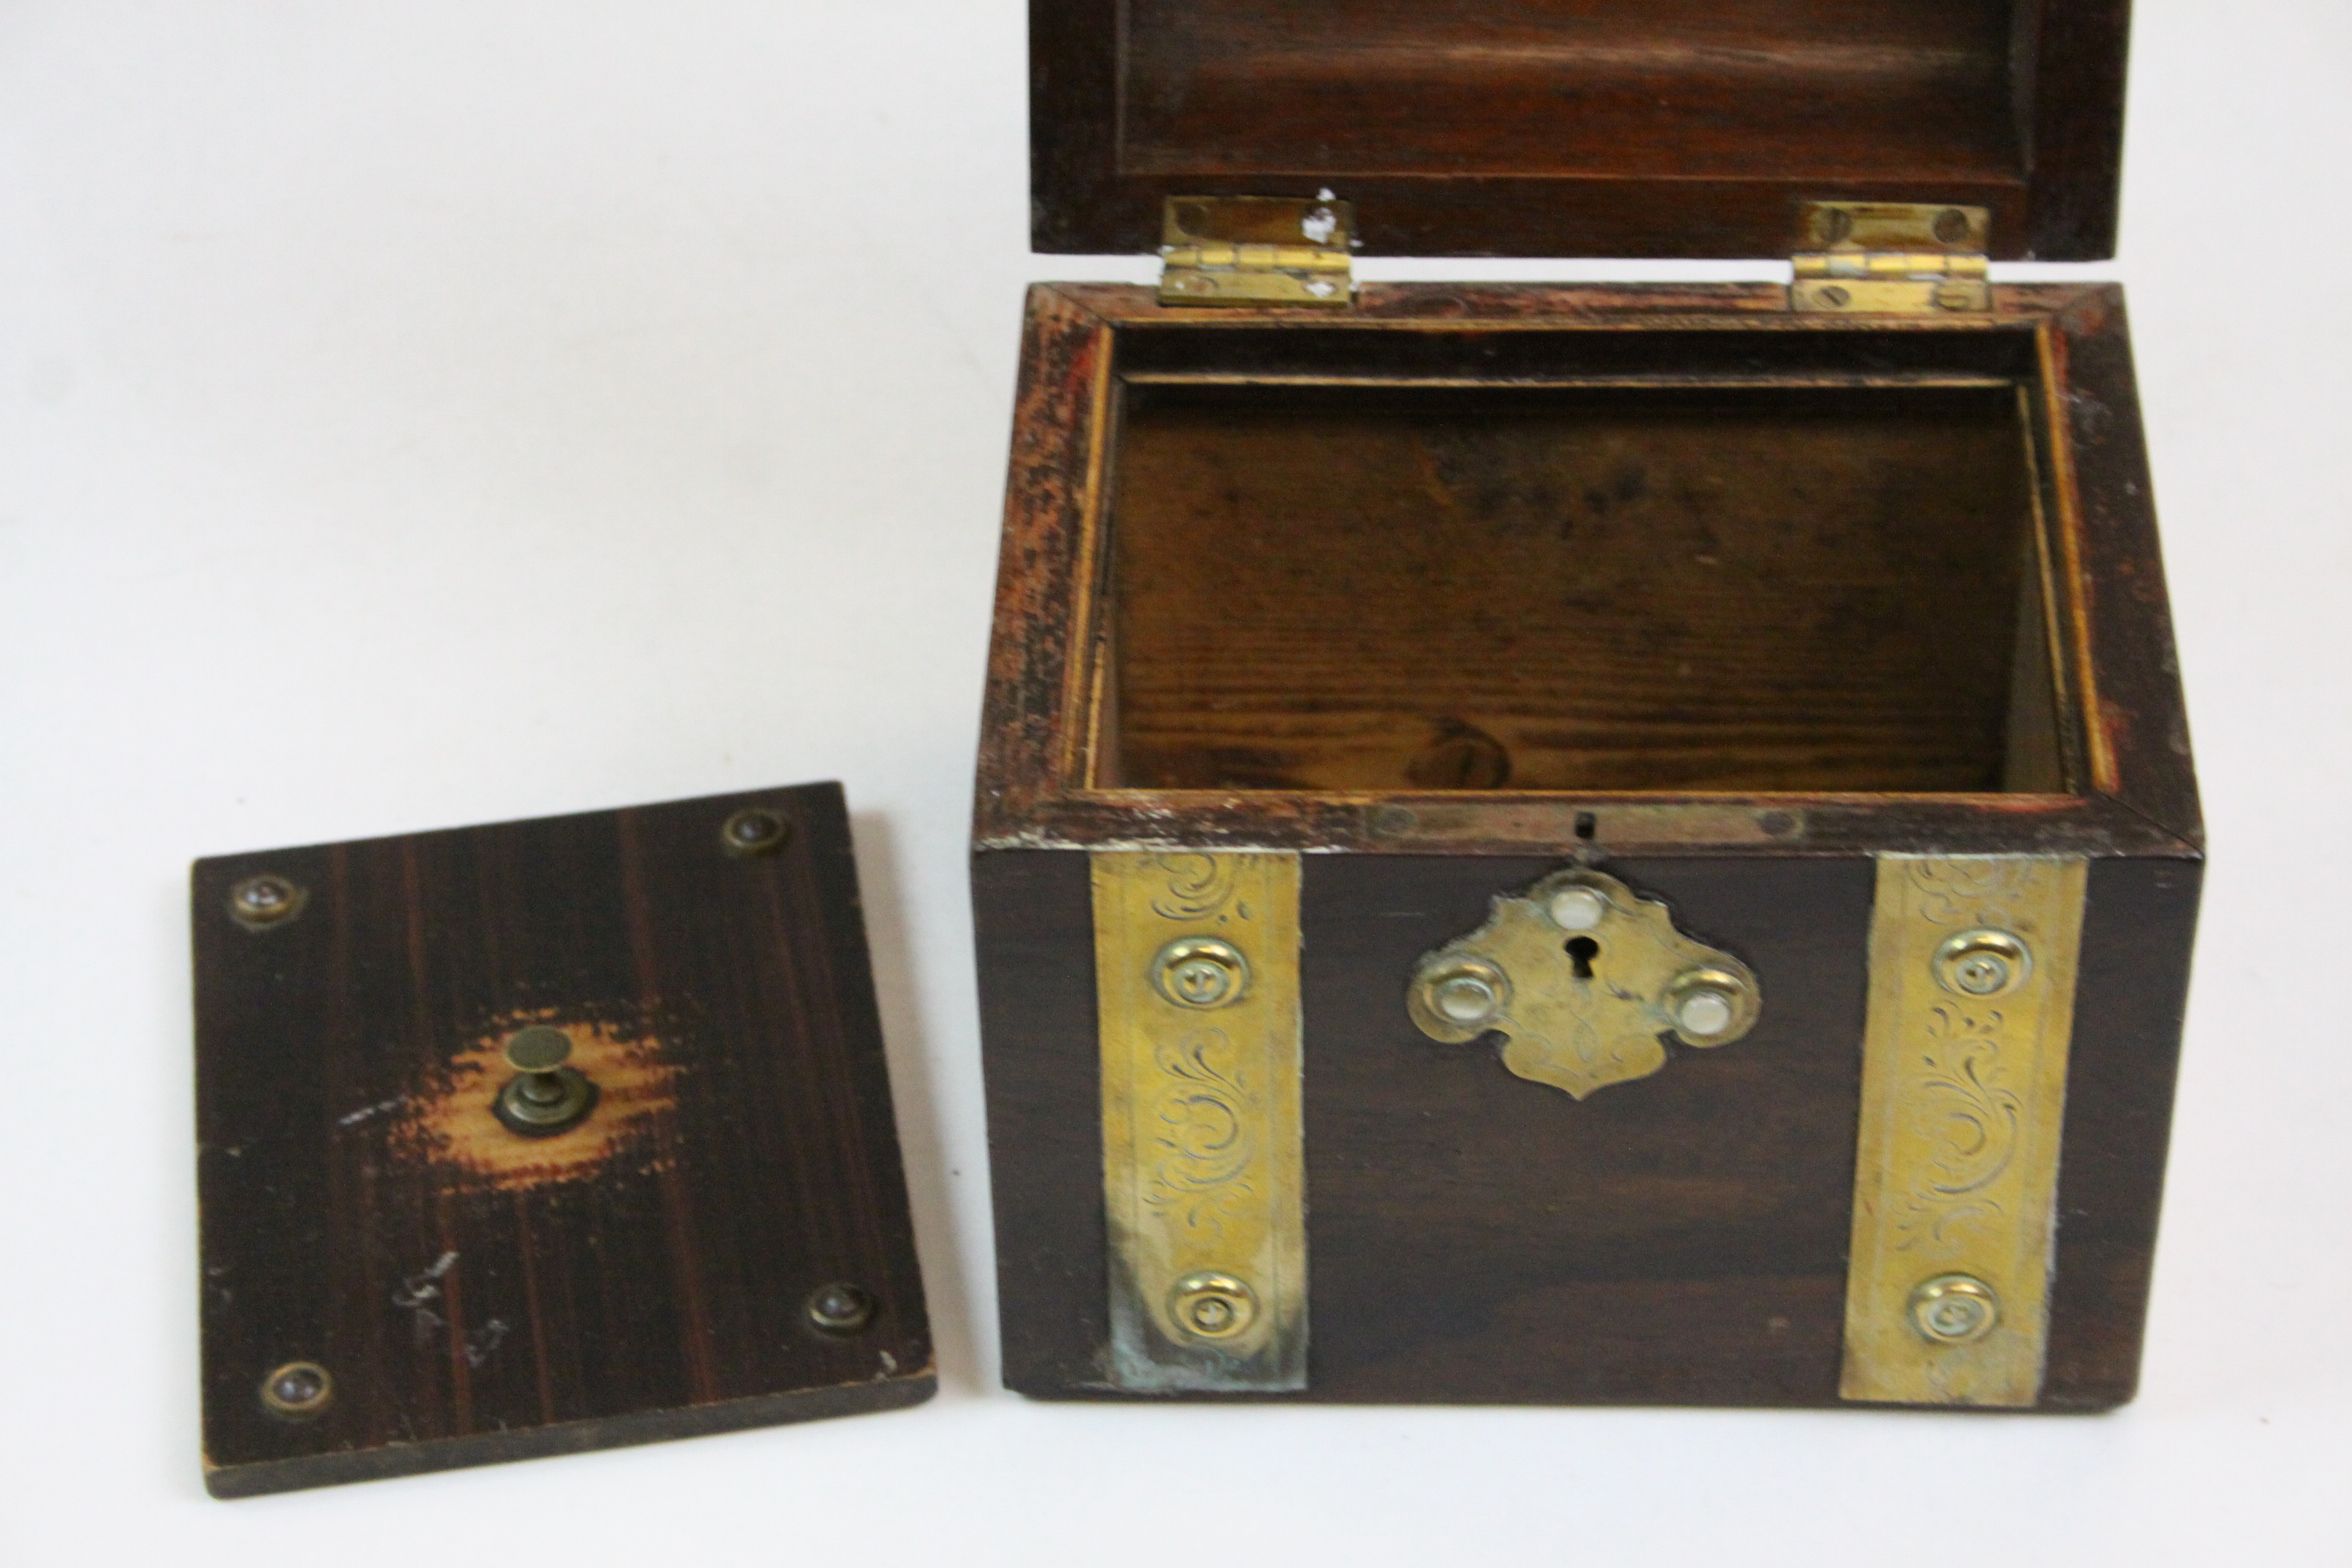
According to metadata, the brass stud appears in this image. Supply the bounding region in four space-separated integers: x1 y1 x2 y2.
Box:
721 808 790 857
1151 937 1250 1010
492 1025 597 1137
1433 971 1502 1026
259 1360 333 1419
1168 1272 1257 1342
806 1281 876 1335
1910 1274 2000 1345
1935 929 2031 998
1675 987 1734 1038
1665 966 1759 1046
1546 886 1608 932
228 873 306 929
1413 955 1510 1033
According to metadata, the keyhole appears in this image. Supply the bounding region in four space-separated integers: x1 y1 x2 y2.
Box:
1564 936 1599 980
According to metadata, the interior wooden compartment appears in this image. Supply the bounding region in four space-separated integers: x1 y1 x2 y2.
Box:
1094 351 2069 796
1120 0 2028 186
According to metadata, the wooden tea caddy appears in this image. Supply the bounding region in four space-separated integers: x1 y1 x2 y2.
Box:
975 2 2199 1410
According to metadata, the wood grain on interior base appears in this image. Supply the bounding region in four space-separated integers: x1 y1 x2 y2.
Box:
193 783 932 1497
1103 381 2044 794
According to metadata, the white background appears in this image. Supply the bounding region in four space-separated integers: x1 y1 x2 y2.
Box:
2 2 2345 1562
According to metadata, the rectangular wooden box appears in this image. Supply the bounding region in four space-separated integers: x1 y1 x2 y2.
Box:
973 2 2199 1411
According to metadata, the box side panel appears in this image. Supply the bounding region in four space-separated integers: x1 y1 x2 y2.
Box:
2052 288 2202 847
972 848 1112 1393
980 842 2197 1408
1301 853 1874 1404
2017 0 2134 259
2041 851 2202 1408
973 285 1114 848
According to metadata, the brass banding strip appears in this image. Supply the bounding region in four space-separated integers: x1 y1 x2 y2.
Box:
1841 854 2088 1407
1094 852 1306 1391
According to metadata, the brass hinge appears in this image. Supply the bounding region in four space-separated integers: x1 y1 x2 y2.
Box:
1159 196 1354 309
1792 202 1992 315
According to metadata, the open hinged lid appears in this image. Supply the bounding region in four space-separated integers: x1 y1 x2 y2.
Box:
1030 0 2132 263
192 783 932 1496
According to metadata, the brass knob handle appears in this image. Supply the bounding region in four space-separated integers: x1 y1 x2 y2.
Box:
493 1025 598 1136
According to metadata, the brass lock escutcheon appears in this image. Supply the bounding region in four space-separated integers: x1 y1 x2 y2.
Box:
1408 869 1759 1100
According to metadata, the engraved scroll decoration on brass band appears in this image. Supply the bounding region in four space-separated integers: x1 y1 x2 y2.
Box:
1841 855 2088 1408
1094 852 1305 1392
